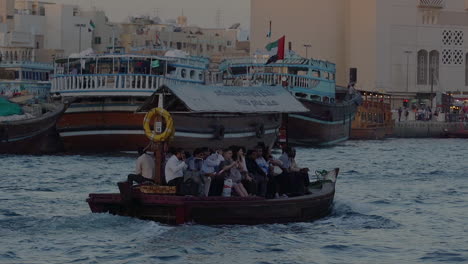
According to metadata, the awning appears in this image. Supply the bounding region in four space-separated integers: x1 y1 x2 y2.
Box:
138 84 308 113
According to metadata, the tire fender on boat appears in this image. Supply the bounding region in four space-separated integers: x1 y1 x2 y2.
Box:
255 123 265 138
214 124 225 140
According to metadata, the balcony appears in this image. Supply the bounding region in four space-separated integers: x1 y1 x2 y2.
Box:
418 0 444 9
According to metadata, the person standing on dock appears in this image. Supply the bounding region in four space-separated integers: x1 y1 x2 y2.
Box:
398 107 402 122
165 148 188 191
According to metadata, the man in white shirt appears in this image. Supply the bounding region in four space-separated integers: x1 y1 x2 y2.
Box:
136 148 155 180
128 147 155 185
165 148 188 188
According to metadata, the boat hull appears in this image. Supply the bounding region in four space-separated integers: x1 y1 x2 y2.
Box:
87 181 336 225
0 104 65 154
287 99 358 146
350 127 387 140
58 110 281 152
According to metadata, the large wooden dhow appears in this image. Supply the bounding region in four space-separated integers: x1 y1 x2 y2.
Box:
0 100 65 154
220 57 362 146
51 54 208 152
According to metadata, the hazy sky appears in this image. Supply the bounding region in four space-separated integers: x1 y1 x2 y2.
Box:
54 0 250 29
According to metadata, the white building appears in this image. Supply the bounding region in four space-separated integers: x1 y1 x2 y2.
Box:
251 0 468 104
0 0 97 62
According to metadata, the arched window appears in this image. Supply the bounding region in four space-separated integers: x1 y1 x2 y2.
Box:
465 53 468 86
429 50 439 85
417 50 428 85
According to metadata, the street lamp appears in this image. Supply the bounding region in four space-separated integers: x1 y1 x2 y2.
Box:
404 50 412 93
75 23 87 53
303 44 311 59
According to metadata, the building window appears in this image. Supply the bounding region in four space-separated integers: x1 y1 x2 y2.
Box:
176 42 182 49
417 50 428 85
429 50 439 85
94 37 101 45
465 53 468 86
227 40 232 47
36 42 39 49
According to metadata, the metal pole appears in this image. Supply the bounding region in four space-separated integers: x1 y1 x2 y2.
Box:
431 68 434 110
79 26 82 53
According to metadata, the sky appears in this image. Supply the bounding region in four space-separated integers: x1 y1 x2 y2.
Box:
54 0 251 29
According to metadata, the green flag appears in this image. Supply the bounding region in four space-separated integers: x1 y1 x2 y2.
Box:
265 39 279 51
151 60 160 68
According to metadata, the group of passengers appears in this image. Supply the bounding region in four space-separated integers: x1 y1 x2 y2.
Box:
133 144 311 198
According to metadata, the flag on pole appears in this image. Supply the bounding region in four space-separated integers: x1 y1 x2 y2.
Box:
266 21 272 38
88 20 96 32
151 60 160 68
265 36 285 64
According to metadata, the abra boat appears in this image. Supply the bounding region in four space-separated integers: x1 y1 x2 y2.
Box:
137 84 307 151
350 91 394 140
220 57 362 146
444 122 468 138
87 168 339 225
0 98 65 154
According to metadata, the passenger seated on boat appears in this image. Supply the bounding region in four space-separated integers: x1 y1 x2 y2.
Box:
128 147 156 185
246 149 268 197
218 149 249 197
263 146 283 198
165 148 188 193
279 147 311 196
186 148 212 197
231 146 256 196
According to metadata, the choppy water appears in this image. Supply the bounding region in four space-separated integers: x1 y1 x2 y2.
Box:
1 138 467 264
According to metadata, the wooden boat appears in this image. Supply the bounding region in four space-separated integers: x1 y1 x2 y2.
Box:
0 101 66 154
444 123 468 138
350 91 394 140
87 169 339 225
220 57 362 146
52 54 306 152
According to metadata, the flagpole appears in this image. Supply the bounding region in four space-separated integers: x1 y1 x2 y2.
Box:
269 20 272 39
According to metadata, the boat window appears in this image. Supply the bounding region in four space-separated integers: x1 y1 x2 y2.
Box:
190 70 195 79
181 69 186 78
295 93 307 98
312 70 321 78
323 96 330 103
198 73 203 81
310 95 321 101
330 98 335 103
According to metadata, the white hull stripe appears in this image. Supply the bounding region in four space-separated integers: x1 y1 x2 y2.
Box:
60 129 278 139
289 114 354 125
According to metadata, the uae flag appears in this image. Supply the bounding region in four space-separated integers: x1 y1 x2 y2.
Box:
265 36 285 64
88 20 96 32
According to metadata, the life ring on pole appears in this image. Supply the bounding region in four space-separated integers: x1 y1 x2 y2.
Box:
143 108 175 142
255 123 265 138
214 124 225 140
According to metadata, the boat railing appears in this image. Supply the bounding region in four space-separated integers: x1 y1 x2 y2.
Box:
0 61 53 70
224 73 324 89
51 74 191 94
166 56 210 68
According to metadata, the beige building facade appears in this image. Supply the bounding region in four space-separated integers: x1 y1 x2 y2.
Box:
251 0 468 101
